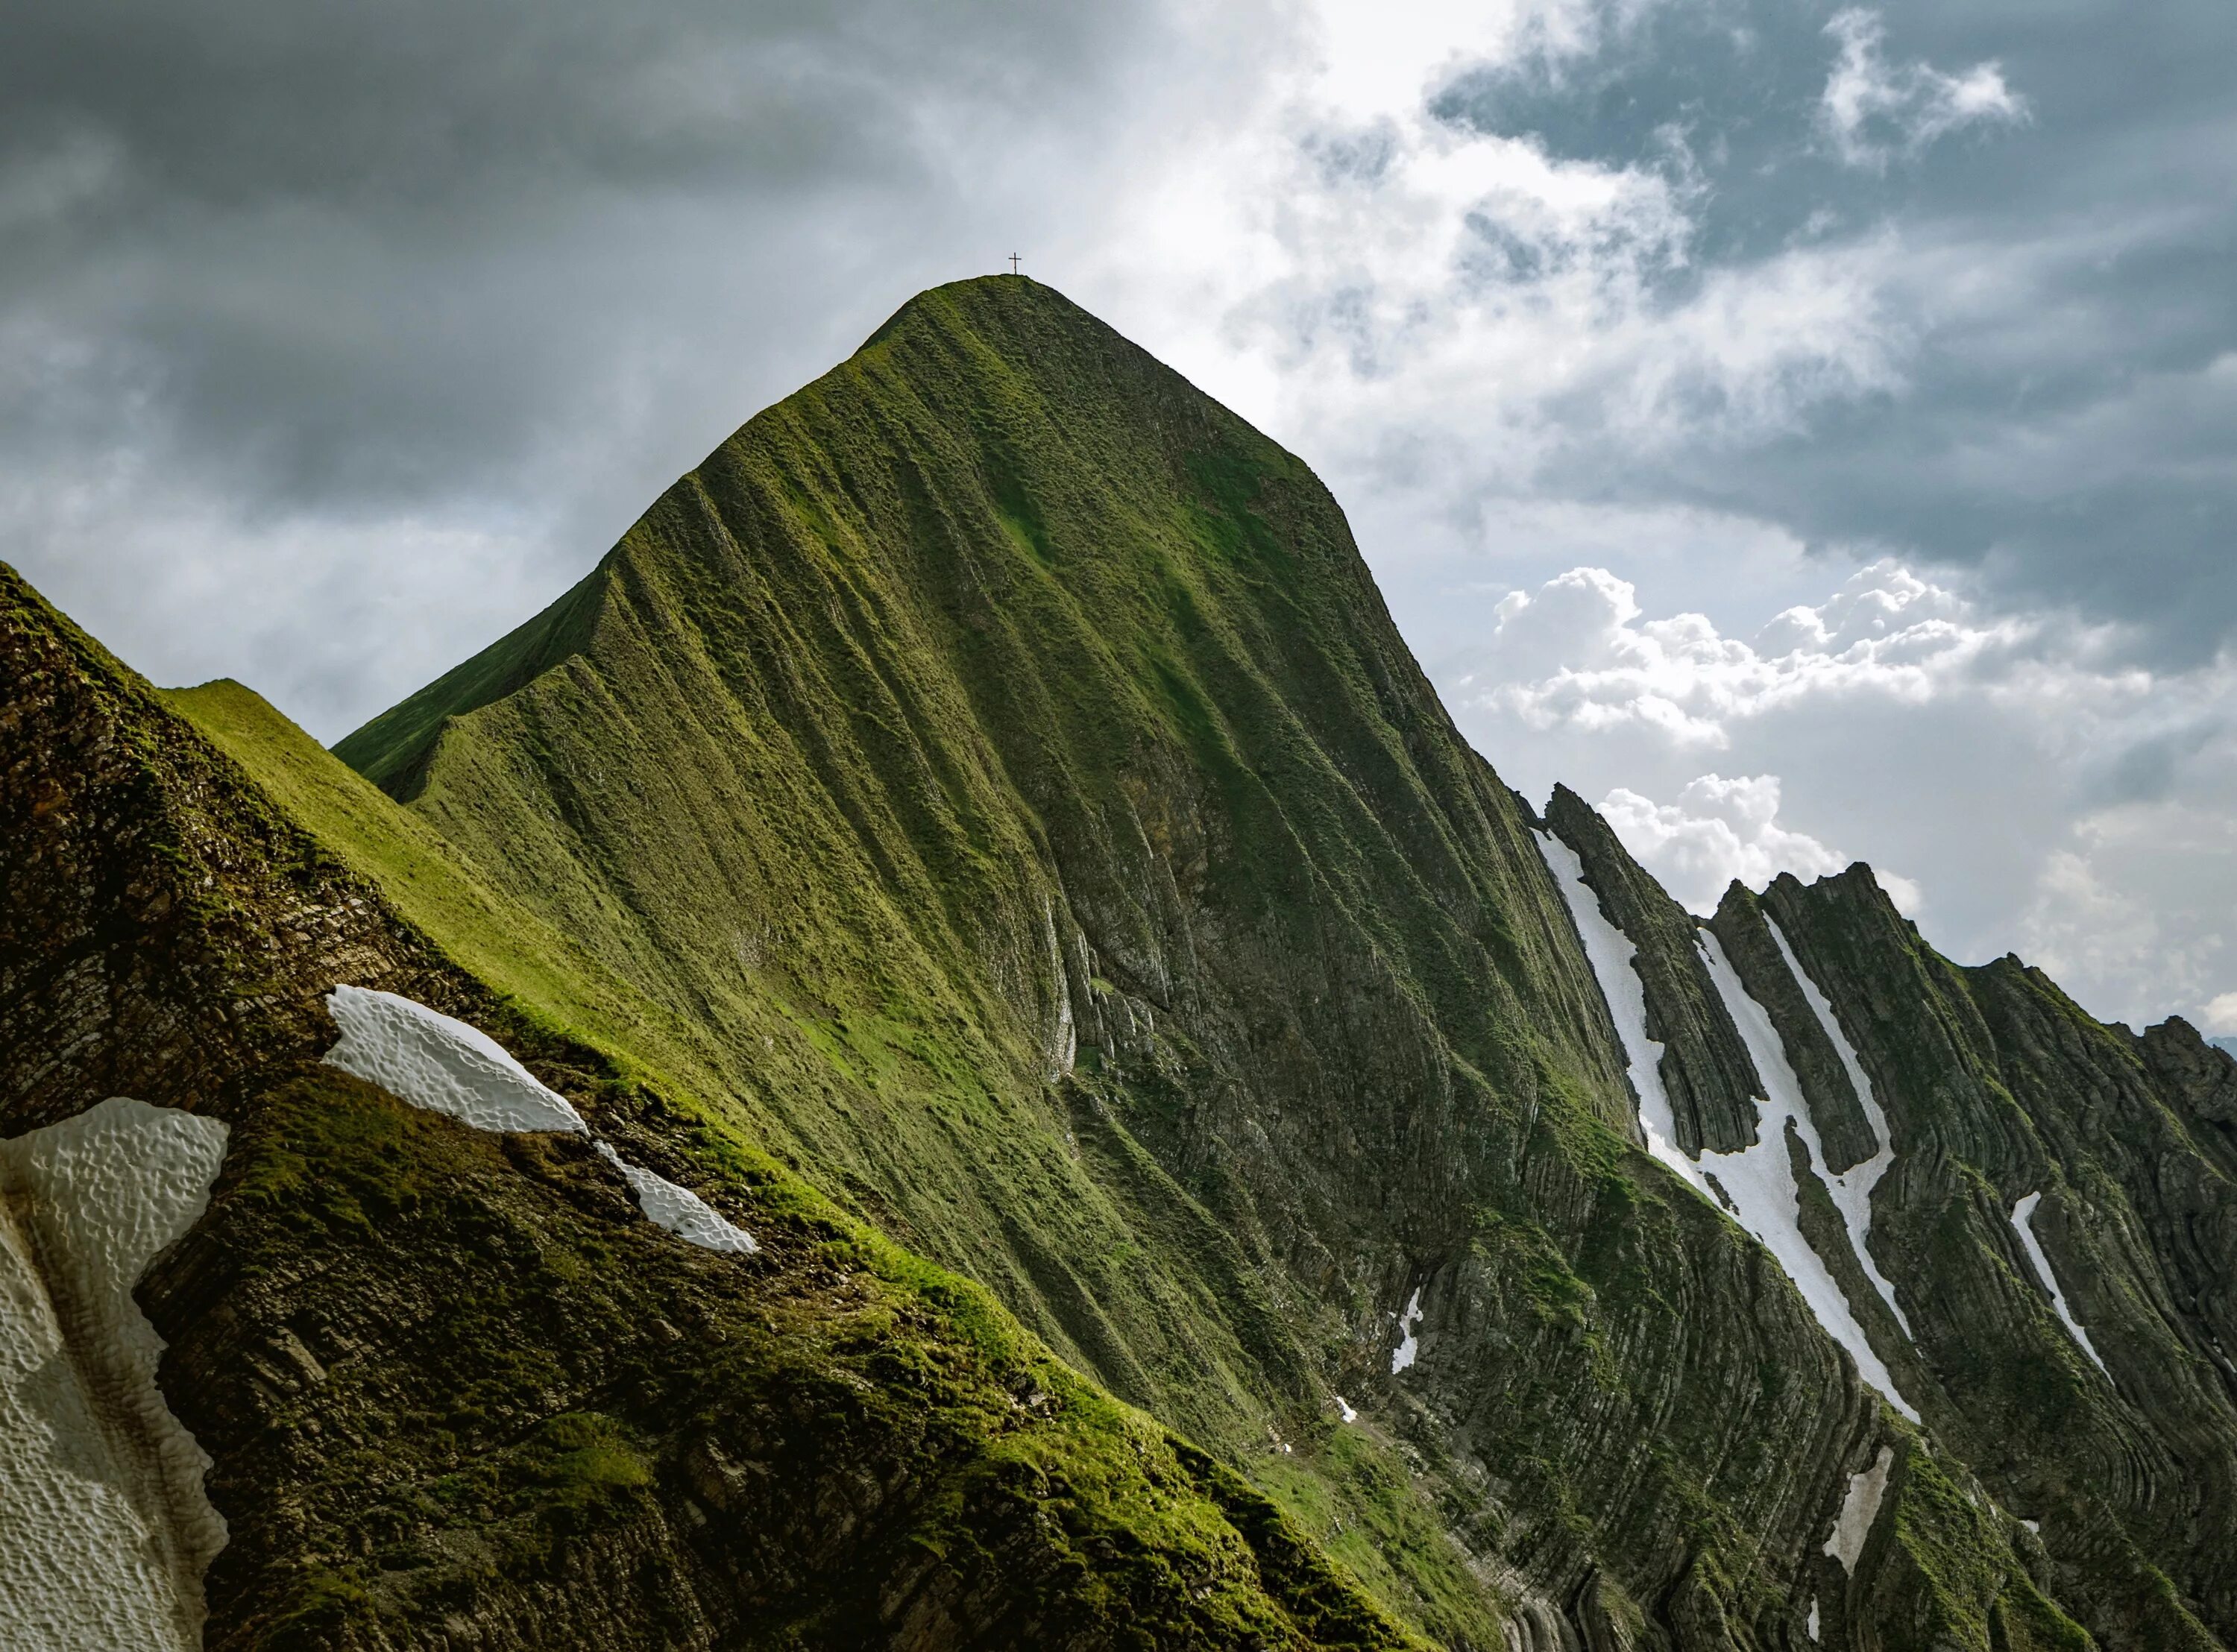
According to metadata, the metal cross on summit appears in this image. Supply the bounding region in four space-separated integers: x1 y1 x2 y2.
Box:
1007 253 1022 274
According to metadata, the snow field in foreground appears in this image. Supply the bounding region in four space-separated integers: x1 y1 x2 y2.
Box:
0 1098 230 1652
323 987 758 1254
2010 1193 2110 1378
1822 1446 1893 1573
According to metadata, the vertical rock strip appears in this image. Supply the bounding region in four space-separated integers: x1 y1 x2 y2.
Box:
1707 885 1876 1173
2010 1192 2112 1380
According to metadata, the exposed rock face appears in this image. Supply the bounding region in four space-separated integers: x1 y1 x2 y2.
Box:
1754 868 2237 1648
1705 886 1877 1175
1544 786 1765 1155
4 277 2234 1650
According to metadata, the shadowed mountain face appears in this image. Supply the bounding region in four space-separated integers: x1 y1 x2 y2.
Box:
5 277 2235 1650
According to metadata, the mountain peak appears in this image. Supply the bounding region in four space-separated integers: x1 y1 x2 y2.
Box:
14 271 2221 1650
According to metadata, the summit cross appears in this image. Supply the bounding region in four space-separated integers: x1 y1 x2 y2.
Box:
1008 253 1021 274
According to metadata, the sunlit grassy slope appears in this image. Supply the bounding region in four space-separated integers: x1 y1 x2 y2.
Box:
0 561 1427 1646
170 650 1503 1644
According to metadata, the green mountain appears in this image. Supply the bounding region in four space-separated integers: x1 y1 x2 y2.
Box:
4 276 2233 1650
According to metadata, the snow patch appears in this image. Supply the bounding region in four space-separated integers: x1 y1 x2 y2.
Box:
324 987 761 1256
1548 831 1915 1431
1822 1446 1893 1574
1541 826 1915 1419
2010 1192 2110 1379
2021 1517 2040 1535
322 986 585 1134
1534 830 1716 1197
594 1142 758 1254
1334 1394 1358 1423
0 1098 230 1651
1766 918 1913 1337
1391 1290 1424 1374
1807 1598 1820 1642
1697 934 1919 1421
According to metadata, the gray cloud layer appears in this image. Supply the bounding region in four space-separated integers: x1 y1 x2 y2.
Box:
2 0 1183 729
1427 0 2237 657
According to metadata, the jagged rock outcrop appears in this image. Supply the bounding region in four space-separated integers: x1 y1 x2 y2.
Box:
1757 868 2237 1648
1705 886 1877 1173
1544 786 1764 1154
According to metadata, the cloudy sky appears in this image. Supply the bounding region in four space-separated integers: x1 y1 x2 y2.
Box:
8 0 2236 1032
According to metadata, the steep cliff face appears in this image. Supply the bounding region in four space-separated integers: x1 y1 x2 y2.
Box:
1543 815 2237 1651
4 275 2232 1651
1752 869 2237 1646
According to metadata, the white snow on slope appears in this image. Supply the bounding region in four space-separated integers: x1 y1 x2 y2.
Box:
2010 1192 2110 1379
324 987 758 1254
323 986 586 1134
1533 831 1715 1198
1697 934 1919 1421
0 1098 230 1652
1766 920 1913 1337
594 1142 758 1254
1334 1394 1359 1423
1391 1290 1425 1374
1822 1445 1893 1574
1537 830 1916 1419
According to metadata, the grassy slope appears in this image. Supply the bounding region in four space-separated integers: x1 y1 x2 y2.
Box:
172 669 1499 1645
295 278 2083 1645
327 276 1633 1638
0 561 1428 1651
169 1065 1432 1650
180 629 1514 1647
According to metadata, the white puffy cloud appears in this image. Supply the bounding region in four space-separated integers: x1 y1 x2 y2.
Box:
1450 558 2099 749
1601 775 1852 909
1440 559 2237 1030
1095 4 1916 505
1819 10 2027 170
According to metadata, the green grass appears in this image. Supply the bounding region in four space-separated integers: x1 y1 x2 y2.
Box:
186 1068 1430 1648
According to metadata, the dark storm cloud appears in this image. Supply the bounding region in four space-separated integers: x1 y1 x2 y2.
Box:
0 0 1143 509
1429 0 2237 658
0 0 1171 737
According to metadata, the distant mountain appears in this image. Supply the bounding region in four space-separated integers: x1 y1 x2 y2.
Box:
5 277 2233 1650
